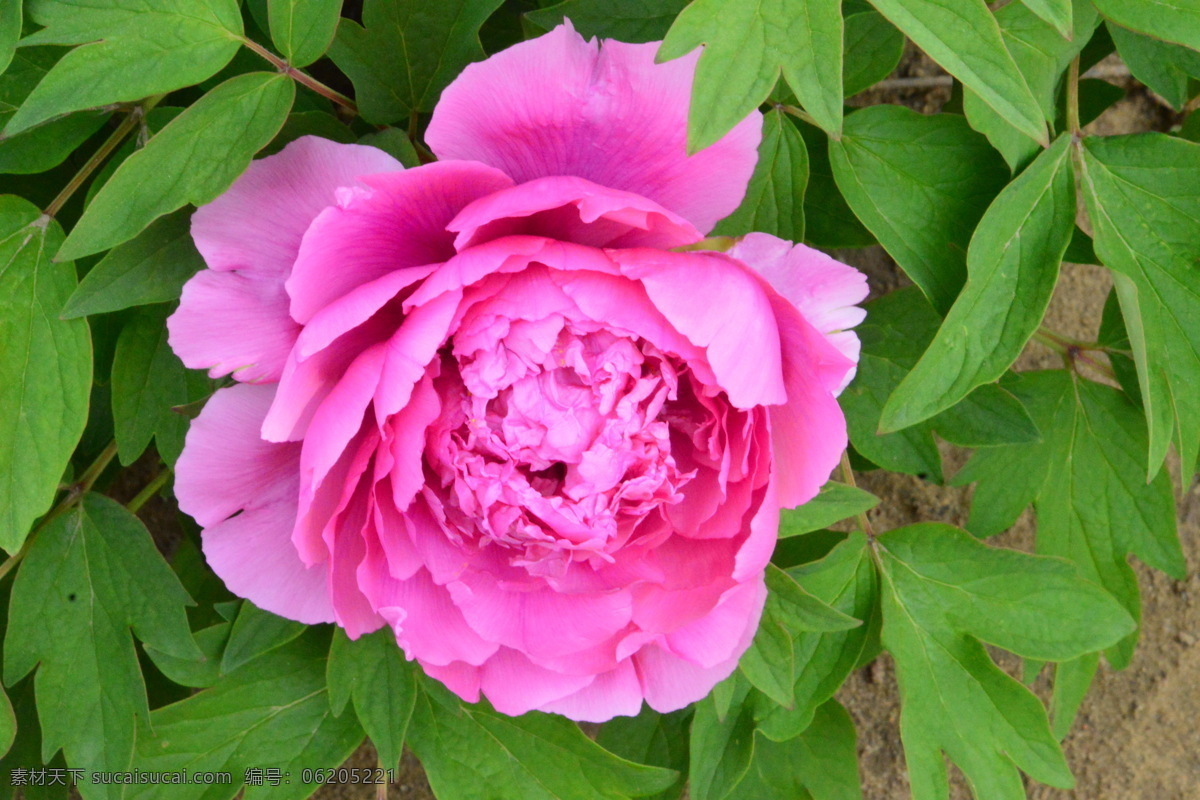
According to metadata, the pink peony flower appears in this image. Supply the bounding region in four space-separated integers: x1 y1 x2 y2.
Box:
169 23 867 721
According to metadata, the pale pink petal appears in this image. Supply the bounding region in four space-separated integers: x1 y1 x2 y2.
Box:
169 269 300 383
729 233 867 390
383 373 442 511
327 481 386 638
421 661 482 702
612 248 785 408
733 478 778 581
286 162 513 324
174 384 300 527
538 660 644 722
426 23 761 233
191 136 403 277
479 648 596 716
374 290 461 422
448 175 702 250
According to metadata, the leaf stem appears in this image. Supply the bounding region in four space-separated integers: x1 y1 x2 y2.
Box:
840 452 875 539
127 467 172 514
1066 57 1081 136
44 107 145 219
1034 329 1118 381
241 37 358 116
781 104 817 128
0 440 118 580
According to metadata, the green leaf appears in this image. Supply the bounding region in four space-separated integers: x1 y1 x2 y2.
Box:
326 627 417 771
58 71 294 260
111 304 210 466
953 371 1186 668
796 122 874 248
842 289 1037 480
524 0 688 42
0 0 18 75
221 600 307 674
1108 23 1200 111
408 681 678 800
881 135 1074 432
1078 133 1200 477
864 0 1047 144
875 522 1135 800
264 109 356 155
740 563 862 706
1097 287 1141 405
842 11 904 96
0 48 110 175
329 0 504 124
4 494 201 799
61 210 205 318
1019 0 1072 37
128 630 364 800
356 127 421 167
1048 652 1098 740
1092 0 1200 53
730 700 861 800
962 0 1098 170
829 106 1009 312
0 195 90 554
778 483 878 539
143 621 231 689
5 0 243 136
0 683 14 759
268 0 342 67
597 708 690 800
753 533 879 743
659 0 843 150
688 678 756 800
713 108 807 240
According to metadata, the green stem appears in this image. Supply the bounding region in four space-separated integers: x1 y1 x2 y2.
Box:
1066 56 1081 135
128 468 172 514
840 452 875 539
781 104 817 127
0 440 118 581
44 107 145 218
241 37 358 115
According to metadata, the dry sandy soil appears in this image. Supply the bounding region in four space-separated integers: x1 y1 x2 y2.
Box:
118 57 1193 800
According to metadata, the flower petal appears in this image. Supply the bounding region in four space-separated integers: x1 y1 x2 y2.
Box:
286 161 513 323
537 660 644 722
426 23 761 233
168 268 301 383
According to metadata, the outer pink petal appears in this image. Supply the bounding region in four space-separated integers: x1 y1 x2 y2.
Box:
729 233 868 391
374 569 500 667
612 248 785 408
769 294 852 507
192 136 402 277
634 579 766 713
175 384 333 624
286 162 513 324
426 24 761 233
663 581 764 668
175 384 300 528
537 660 644 722
479 648 596 716
448 175 702 250
168 269 300 383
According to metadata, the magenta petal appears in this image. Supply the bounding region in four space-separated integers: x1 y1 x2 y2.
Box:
448 175 702 250
479 648 596 716
730 233 867 391
192 136 403 277
169 268 301 383
634 580 765 712
174 384 301 527
613 248 786 408
426 23 761 233
537 660 644 722
175 384 332 624
375 569 500 667
286 162 514 323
